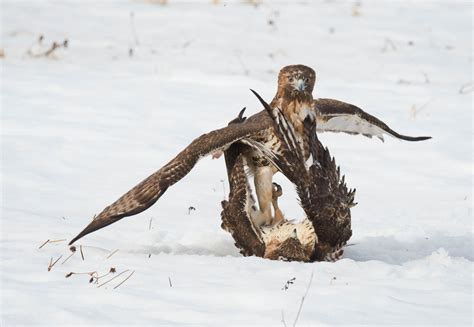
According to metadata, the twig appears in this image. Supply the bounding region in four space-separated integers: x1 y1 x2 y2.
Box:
39 239 50 249
168 277 172 287
114 270 135 289
97 270 130 288
61 251 76 265
80 245 85 261
106 249 119 259
47 255 63 271
65 271 97 278
293 271 314 327
96 267 116 280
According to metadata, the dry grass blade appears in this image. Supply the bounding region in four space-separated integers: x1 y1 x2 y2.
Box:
113 270 135 289
97 270 130 288
48 239 67 244
293 271 314 327
39 239 50 249
48 255 63 271
61 251 76 265
106 249 119 259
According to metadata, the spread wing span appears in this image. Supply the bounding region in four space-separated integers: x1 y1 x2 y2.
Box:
314 98 432 142
69 111 266 245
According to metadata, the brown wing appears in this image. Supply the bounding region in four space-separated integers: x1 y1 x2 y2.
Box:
251 90 355 261
220 144 266 257
314 98 431 142
69 115 267 245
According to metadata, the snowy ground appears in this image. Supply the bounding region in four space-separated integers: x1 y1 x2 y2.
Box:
1 0 472 326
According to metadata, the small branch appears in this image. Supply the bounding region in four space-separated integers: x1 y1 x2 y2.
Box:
114 270 135 289
293 271 314 327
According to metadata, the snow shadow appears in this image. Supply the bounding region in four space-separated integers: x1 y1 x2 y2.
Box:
344 234 473 264
135 233 242 258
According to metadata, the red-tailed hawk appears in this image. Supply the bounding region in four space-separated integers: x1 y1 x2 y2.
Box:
69 65 430 246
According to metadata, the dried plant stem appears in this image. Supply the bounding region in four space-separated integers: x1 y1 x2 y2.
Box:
106 249 119 259
97 270 130 288
48 255 63 271
281 309 288 327
61 251 76 265
39 239 50 249
293 271 314 327
48 239 66 244
114 270 135 289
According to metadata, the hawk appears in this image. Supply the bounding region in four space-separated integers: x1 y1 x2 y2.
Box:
69 65 431 246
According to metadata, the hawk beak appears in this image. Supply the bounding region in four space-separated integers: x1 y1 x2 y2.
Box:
295 79 305 91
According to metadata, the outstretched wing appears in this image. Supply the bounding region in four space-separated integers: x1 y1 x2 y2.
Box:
314 98 431 142
69 114 266 245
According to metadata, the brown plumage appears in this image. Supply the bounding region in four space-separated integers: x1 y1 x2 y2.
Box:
251 89 355 261
70 64 430 247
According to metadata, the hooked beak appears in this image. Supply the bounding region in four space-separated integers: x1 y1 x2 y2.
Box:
293 79 306 91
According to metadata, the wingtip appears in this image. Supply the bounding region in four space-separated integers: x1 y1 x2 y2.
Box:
68 214 119 245
399 135 432 142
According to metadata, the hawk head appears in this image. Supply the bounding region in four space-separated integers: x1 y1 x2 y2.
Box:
278 64 316 94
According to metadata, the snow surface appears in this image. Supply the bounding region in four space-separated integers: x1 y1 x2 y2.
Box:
1 0 472 325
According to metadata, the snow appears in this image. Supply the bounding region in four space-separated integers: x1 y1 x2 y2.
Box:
1 0 472 325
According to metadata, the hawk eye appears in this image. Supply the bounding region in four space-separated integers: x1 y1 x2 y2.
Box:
288 76 294 82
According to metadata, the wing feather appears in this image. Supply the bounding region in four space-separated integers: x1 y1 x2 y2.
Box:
314 98 431 142
69 116 268 245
